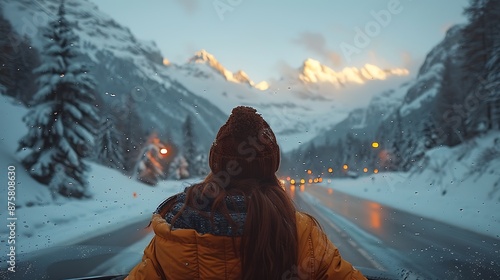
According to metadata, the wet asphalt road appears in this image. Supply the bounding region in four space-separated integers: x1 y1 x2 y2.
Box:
2 219 152 280
4 184 499 279
292 184 500 279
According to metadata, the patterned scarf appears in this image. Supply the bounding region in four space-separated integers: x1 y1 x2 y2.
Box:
163 191 247 236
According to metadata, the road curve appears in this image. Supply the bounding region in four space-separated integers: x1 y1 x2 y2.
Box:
292 183 500 279
5 185 499 279
3 219 152 280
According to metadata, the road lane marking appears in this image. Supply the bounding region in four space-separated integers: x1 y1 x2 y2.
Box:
330 223 342 233
357 248 386 271
348 240 358 248
299 191 387 271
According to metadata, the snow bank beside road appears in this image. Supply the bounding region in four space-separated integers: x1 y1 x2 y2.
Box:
0 161 190 257
321 133 500 239
0 95 196 258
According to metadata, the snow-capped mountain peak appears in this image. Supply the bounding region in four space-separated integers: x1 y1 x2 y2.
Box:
186 49 268 90
189 49 219 65
254 81 270 90
188 49 234 80
233 70 252 84
299 58 410 88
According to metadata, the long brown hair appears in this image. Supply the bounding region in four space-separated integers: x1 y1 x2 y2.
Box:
167 173 298 279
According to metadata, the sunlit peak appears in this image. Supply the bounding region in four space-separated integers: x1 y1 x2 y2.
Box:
189 49 268 91
194 49 215 61
299 59 410 87
254 81 270 90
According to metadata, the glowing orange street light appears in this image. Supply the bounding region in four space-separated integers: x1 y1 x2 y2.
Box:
308 178 313 184
343 164 349 170
300 178 305 184
373 169 379 174
372 142 379 148
363 168 368 173
318 177 323 183
313 178 318 183
290 179 296 185
328 167 333 173
286 176 291 181
307 169 312 175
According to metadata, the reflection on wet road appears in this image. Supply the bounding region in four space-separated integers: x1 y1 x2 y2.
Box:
289 183 500 279
7 184 499 279
7 219 153 280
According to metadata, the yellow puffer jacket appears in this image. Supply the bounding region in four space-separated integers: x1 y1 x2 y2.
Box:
127 212 367 280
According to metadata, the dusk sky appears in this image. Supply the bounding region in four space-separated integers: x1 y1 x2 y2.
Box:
90 0 469 83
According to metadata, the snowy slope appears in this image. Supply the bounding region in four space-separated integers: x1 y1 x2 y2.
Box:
167 49 412 151
305 26 463 147
399 25 463 116
301 81 413 148
281 22 500 239
2 0 415 153
1 0 227 151
0 159 186 256
0 94 188 257
320 130 500 239
167 55 346 151
0 96 54 207
291 24 465 159
1 92 497 268
186 49 265 88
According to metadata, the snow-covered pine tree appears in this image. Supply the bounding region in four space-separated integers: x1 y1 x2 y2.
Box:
400 128 422 172
374 122 394 171
356 139 372 172
343 133 356 167
461 0 500 131
96 115 124 170
182 115 196 176
422 118 440 149
0 9 39 104
333 138 345 171
192 154 209 177
461 0 490 81
305 143 318 171
389 111 404 171
122 94 143 173
435 57 465 145
135 132 165 185
483 1 500 129
168 155 190 180
18 0 99 198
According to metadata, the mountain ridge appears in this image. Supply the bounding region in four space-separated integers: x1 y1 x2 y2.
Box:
298 58 409 87
1 0 413 155
1 0 227 156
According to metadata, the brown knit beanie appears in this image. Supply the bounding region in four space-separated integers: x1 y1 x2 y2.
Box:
209 106 280 181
